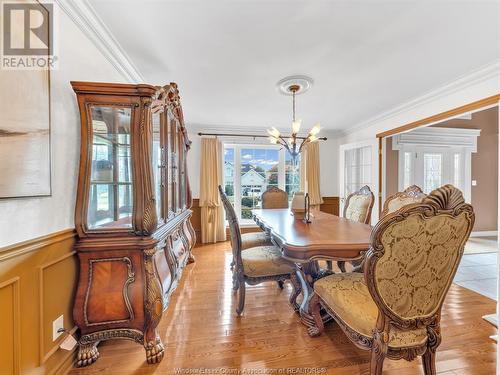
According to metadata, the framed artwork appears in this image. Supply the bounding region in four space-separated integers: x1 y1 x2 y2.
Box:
0 1 51 198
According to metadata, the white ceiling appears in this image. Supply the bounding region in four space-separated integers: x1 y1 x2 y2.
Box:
89 0 500 133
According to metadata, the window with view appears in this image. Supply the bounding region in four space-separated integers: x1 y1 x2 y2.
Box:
223 144 300 222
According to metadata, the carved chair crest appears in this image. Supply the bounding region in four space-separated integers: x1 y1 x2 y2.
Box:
381 185 427 218
261 186 289 209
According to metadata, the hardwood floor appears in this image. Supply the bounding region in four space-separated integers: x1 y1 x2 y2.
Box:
69 242 497 375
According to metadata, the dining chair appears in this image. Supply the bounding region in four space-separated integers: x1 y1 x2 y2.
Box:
381 185 426 217
335 185 374 272
309 185 474 375
261 186 289 209
218 186 301 315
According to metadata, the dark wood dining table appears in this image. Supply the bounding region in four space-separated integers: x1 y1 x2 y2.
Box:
252 208 372 336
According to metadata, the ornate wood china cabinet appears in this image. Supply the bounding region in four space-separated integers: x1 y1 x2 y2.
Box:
71 81 196 367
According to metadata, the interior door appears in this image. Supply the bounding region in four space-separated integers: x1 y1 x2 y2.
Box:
339 139 379 223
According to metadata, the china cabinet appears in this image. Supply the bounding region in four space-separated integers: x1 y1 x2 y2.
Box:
71 81 196 366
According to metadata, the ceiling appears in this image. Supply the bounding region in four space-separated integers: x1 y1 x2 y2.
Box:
89 0 500 133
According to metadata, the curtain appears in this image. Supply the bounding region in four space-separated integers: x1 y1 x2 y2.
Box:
301 142 323 210
199 138 226 243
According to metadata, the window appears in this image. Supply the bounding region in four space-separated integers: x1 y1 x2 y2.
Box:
403 151 413 189
223 144 300 222
423 153 442 193
344 145 371 196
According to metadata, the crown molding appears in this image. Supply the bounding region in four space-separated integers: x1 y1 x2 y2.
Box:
55 0 144 83
343 60 500 136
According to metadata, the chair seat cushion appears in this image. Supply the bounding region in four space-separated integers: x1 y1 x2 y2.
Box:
241 232 272 250
242 246 294 277
314 273 427 349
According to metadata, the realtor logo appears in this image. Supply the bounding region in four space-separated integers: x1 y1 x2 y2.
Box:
1 1 58 69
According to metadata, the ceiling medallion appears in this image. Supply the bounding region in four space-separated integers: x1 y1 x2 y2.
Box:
276 75 314 96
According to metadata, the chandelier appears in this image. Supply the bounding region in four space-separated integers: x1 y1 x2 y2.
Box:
267 82 324 163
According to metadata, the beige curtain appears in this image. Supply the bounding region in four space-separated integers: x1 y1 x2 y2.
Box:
301 142 323 210
199 138 226 243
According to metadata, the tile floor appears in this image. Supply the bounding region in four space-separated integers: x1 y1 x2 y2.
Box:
454 252 498 300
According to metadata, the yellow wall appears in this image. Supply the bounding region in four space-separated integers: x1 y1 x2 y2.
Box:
0 229 77 375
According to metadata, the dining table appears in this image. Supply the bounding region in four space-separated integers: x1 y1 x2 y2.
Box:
252 208 372 336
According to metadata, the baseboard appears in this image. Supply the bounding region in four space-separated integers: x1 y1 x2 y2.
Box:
470 231 497 238
50 349 77 375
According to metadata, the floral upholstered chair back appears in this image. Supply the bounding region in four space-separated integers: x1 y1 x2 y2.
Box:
343 185 375 224
365 185 474 324
218 185 243 265
381 185 427 217
262 186 289 209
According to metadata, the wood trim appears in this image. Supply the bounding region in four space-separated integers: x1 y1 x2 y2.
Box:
38 251 77 364
50 348 77 375
376 94 500 138
378 137 383 215
320 196 340 216
0 229 76 262
0 277 21 375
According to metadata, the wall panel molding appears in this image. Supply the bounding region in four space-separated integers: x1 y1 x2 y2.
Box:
0 277 21 375
320 196 340 216
0 229 76 262
38 251 77 364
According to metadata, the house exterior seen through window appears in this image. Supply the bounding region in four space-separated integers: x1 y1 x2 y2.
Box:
224 144 300 222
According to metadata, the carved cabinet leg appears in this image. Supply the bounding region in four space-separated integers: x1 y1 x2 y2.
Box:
76 341 99 367
143 248 165 364
144 336 165 364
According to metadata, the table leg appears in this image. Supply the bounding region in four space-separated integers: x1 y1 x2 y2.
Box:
296 261 332 337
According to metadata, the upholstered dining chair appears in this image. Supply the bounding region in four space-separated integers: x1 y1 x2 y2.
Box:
261 186 289 209
381 185 426 217
335 185 374 272
218 186 301 315
309 185 474 375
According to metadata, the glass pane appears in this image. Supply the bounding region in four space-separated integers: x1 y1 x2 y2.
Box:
285 152 300 201
240 147 279 220
152 112 162 221
88 105 133 229
167 113 175 216
423 153 442 193
403 152 412 189
453 153 461 189
224 147 235 205
177 125 184 210
344 146 371 196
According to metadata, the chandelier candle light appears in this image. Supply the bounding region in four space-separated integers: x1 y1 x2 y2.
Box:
267 84 323 164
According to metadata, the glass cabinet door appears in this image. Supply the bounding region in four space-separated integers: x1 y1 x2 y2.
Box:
152 111 164 223
177 127 186 210
88 105 133 229
166 110 175 217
